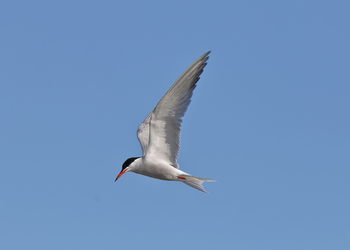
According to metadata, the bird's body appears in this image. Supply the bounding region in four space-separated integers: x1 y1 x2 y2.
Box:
116 51 215 192
130 157 186 180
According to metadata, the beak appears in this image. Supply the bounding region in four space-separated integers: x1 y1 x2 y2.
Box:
115 168 129 182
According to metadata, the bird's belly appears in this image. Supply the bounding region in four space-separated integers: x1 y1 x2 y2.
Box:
133 161 181 180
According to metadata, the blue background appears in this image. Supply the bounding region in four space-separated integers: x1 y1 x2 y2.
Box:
1 1 349 249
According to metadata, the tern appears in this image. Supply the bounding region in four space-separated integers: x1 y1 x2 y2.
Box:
115 51 215 192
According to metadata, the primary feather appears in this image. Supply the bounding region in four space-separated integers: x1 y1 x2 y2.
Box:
136 51 211 167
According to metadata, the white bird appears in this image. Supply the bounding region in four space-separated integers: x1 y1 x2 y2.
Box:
115 51 215 192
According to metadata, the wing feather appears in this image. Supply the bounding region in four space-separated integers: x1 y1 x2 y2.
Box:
137 114 151 155
139 51 211 166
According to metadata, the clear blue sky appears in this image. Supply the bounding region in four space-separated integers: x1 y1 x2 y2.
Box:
1 1 349 249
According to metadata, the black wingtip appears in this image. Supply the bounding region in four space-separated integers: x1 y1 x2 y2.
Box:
203 51 211 58
200 51 211 62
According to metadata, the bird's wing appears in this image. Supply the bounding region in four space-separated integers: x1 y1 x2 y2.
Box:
141 51 210 167
137 114 151 155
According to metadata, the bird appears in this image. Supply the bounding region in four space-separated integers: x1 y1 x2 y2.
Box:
115 51 215 192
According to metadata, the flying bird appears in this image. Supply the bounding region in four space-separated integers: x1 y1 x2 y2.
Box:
115 51 215 192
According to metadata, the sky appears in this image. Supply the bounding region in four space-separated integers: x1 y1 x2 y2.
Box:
0 0 349 249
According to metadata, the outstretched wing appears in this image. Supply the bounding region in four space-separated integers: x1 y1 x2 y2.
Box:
140 51 210 166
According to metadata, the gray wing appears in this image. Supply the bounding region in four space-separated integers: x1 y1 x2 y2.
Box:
143 51 210 166
137 114 151 155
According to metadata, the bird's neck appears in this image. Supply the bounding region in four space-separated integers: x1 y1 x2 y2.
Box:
129 157 143 172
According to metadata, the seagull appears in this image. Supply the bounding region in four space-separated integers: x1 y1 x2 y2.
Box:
115 51 215 192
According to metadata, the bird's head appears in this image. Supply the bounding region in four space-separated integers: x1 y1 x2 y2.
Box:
115 157 140 181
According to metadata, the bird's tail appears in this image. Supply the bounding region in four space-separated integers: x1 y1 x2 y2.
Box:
178 175 216 193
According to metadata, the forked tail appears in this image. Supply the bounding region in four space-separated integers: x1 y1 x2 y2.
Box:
178 175 216 193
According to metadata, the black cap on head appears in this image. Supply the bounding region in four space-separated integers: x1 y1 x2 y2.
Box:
122 157 139 170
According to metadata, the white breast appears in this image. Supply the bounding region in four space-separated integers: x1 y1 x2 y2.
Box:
132 157 186 180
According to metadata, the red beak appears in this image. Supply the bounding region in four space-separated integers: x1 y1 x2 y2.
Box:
115 168 128 182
